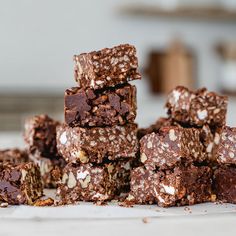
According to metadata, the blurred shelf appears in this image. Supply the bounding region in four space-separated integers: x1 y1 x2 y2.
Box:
121 5 236 21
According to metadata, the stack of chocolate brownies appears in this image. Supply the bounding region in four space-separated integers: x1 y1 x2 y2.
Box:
55 44 141 204
129 86 229 207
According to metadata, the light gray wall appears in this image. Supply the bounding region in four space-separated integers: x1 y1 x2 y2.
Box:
1 0 236 93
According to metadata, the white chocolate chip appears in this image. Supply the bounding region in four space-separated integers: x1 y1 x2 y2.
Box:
197 110 208 120
206 142 214 153
161 184 176 195
21 169 28 181
62 173 68 184
229 152 235 159
169 129 177 141
147 141 152 149
214 133 220 145
60 131 67 145
79 175 91 188
172 90 181 104
141 153 148 163
67 172 77 188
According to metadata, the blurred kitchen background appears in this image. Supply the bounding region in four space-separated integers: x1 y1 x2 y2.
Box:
1 0 236 141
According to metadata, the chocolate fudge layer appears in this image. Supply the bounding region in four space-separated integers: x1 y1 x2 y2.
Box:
57 160 131 204
140 126 204 170
56 123 138 164
0 149 28 164
29 153 66 188
0 162 43 205
217 126 236 165
165 86 228 127
74 44 141 90
24 114 60 158
129 165 212 207
213 166 236 204
65 84 137 127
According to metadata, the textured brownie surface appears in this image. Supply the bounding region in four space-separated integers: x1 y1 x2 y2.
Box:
74 44 141 90
57 160 131 204
129 165 212 207
140 126 204 170
165 86 228 127
217 126 236 165
29 153 66 188
24 114 60 158
0 149 28 165
137 117 174 140
213 166 236 204
65 84 137 127
56 123 138 164
0 162 43 205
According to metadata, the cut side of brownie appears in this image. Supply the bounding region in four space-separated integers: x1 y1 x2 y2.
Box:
64 84 136 127
0 162 43 205
128 164 212 207
56 160 131 204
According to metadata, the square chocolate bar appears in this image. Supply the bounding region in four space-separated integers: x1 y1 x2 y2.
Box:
65 84 136 127
213 165 236 204
24 114 59 158
129 164 212 207
0 162 43 205
57 160 131 204
140 126 205 170
165 86 228 127
74 44 141 90
56 123 138 164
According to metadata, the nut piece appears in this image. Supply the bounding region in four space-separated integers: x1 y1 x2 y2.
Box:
79 175 91 188
67 172 77 188
34 198 54 207
140 153 148 163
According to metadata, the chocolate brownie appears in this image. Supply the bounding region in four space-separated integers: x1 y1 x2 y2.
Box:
213 165 236 204
0 162 43 205
65 84 137 127
217 126 236 165
74 44 141 90
0 149 28 164
137 117 175 140
140 126 205 170
57 160 131 204
29 153 66 188
165 86 228 127
56 123 138 164
24 114 60 158
128 164 212 207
